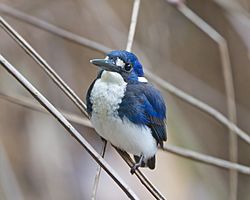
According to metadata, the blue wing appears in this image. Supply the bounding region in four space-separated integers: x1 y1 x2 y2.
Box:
118 83 167 146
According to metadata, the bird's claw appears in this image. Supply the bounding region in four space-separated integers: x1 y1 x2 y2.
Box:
130 163 140 174
130 155 144 174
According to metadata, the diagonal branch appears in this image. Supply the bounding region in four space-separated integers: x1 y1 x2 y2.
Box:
0 55 139 200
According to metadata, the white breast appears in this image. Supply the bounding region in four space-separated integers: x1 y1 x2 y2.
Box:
90 71 127 118
90 71 157 158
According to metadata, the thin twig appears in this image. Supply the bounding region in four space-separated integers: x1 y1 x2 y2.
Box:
0 55 139 200
91 140 107 200
162 144 250 175
126 0 141 52
175 3 238 199
1 7 249 145
0 4 111 54
1 92 249 175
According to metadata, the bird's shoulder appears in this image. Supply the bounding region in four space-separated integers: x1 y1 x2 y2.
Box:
120 82 166 119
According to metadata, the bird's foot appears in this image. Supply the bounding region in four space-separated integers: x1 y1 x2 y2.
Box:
130 155 144 175
130 163 140 174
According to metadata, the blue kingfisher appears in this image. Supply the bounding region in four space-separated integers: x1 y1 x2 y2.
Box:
86 50 167 174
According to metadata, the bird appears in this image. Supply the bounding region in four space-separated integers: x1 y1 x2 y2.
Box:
86 50 167 174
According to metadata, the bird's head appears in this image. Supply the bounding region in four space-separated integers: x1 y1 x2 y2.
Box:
90 50 145 83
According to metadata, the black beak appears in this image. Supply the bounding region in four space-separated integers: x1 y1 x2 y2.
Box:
90 59 117 72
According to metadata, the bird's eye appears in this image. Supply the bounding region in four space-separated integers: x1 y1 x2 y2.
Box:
124 63 132 71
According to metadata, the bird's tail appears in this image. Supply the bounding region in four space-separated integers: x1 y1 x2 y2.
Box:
134 155 155 170
147 156 155 169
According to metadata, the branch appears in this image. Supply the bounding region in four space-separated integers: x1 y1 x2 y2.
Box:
126 0 140 52
162 144 249 174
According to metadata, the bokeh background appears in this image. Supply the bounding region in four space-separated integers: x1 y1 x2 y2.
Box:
0 0 250 199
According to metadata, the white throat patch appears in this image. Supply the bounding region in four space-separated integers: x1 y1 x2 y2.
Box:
100 71 125 85
90 71 127 118
138 76 148 83
116 58 125 67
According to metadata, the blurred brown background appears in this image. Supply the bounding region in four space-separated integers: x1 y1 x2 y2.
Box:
0 0 250 199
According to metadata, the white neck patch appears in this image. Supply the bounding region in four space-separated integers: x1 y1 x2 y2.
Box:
116 58 125 67
101 71 126 86
90 71 127 118
138 77 148 83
